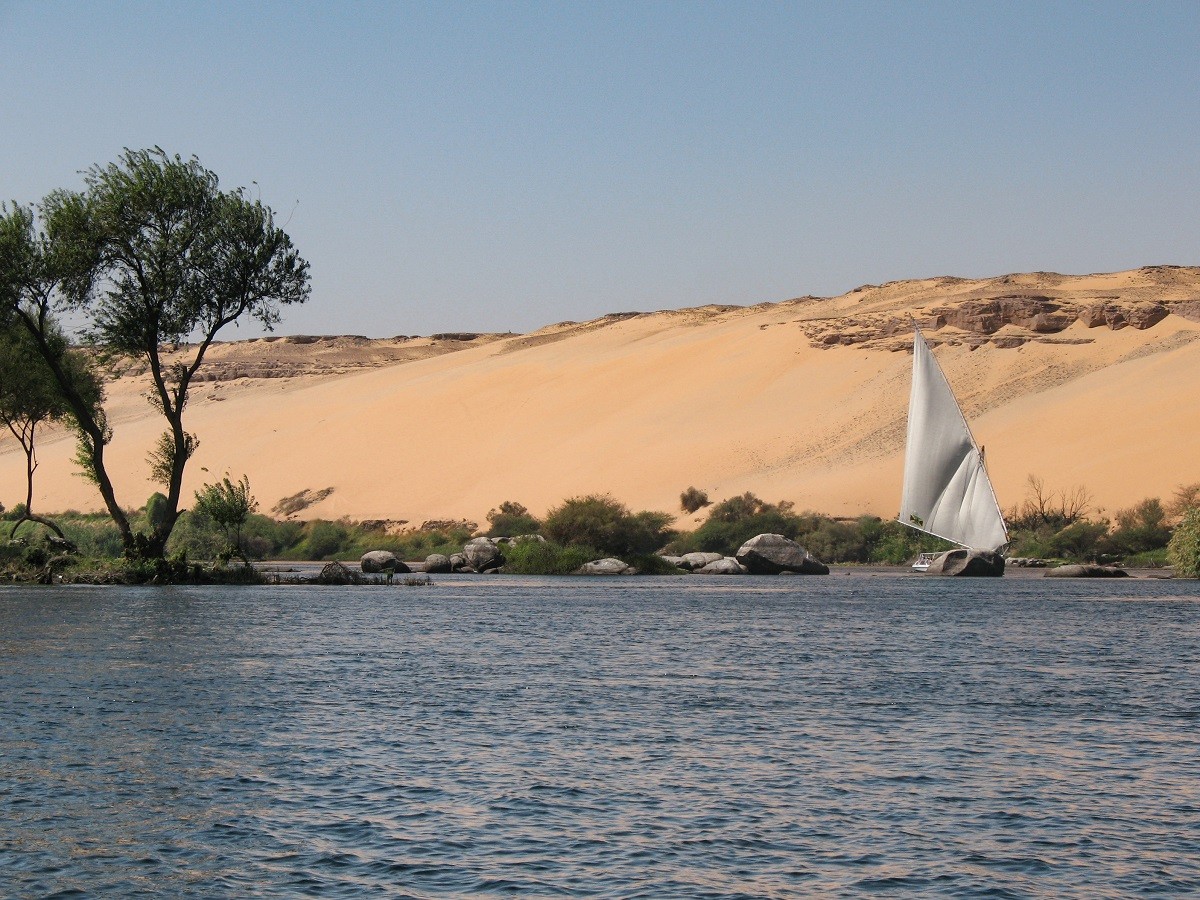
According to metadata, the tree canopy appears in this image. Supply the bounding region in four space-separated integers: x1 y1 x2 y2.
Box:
0 148 310 559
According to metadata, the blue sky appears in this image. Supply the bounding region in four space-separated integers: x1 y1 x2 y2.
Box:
3 1 1198 337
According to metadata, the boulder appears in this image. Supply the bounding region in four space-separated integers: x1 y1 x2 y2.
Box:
495 534 546 545
735 534 829 575
923 549 1005 577
659 555 686 569
697 557 748 575
463 537 505 571
678 552 724 571
1044 564 1129 578
360 550 406 574
315 561 355 585
575 557 637 575
423 553 452 574
449 553 472 573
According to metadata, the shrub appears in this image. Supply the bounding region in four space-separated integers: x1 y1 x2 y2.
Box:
485 501 541 537
543 495 673 557
1168 508 1200 578
1049 520 1111 561
670 493 802 556
299 520 349 560
679 487 710 514
502 540 601 575
1102 498 1172 558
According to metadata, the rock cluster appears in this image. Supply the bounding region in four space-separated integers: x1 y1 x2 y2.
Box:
1044 564 1129 578
1007 557 1047 568
804 294 1179 351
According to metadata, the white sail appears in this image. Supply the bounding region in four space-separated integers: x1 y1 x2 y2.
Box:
899 330 1008 552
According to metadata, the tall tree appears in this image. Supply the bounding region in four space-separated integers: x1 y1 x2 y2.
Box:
0 320 101 541
0 149 310 558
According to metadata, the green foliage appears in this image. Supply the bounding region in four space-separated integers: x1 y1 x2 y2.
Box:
0 321 71 429
679 486 710 514
542 494 674 557
1103 498 1172 557
2 149 310 560
145 492 171 532
147 431 199 486
485 501 541 537
194 475 257 532
1167 508 1200 578
193 474 258 562
501 540 601 575
671 493 803 556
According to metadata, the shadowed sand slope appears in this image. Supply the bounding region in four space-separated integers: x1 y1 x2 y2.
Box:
3 267 1199 526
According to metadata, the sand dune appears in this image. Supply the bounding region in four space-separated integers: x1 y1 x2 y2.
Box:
3 266 1198 528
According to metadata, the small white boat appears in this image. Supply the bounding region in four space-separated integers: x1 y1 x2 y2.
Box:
899 328 1008 573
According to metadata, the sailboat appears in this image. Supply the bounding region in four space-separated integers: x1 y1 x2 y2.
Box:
899 327 1008 576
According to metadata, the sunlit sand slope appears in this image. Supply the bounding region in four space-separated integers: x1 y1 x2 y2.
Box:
3 266 1198 527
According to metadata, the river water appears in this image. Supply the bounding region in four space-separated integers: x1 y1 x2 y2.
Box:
2 574 1199 898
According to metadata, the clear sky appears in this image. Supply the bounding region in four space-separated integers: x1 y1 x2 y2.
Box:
3 1 1199 337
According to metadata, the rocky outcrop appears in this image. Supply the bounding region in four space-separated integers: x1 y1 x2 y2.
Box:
575 558 638 575
735 534 829 575
423 553 452 574
449 552 470 572
677 552 724 571
802 289 1188 351
1044 564 1129 578
463 537 505 571
923 549 1005 577
697 557 749 575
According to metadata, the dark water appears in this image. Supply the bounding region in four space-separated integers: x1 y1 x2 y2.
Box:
2 574 1199 898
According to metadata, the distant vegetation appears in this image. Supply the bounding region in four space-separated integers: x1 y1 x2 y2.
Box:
2 475 1197 582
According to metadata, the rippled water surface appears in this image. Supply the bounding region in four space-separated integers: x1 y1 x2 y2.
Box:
2 574 1200 897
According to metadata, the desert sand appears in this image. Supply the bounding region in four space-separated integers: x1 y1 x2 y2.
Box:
2 266 1198 529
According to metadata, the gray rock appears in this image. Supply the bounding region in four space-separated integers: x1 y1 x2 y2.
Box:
659 555 686 569
575 557 638 575
315 561 354 585
449 553 473 573
1007 557 1047 568
697 557 748 575
923 549 1005 577
1044 564 1129 578
678 552 724 571
423 553 452 574
463 537 505 571
495 534 546 545
361 550 406 574
735 534 829 575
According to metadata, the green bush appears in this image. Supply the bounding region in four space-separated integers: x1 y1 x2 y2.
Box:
502 540 601 575
1168 508 1200 578
542 495 673 557
669 493 803 556
485 501 541 537
1102 498 1171 558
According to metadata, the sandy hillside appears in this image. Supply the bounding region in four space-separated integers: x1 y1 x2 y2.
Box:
3 266 1199 529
